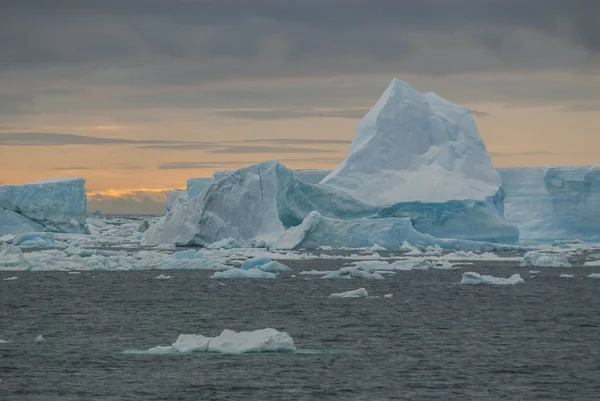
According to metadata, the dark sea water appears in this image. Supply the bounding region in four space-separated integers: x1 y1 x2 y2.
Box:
1 261 600 400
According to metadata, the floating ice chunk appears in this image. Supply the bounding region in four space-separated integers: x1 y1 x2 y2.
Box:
142 329 295 354
155 274 171 280
0 339 8 343
559 274 574 278
461 272 524 285
137 220 150 233
206 238 245 249
329 288 368 298
529 270 541 274
259 261 291 272
13 232 56 247
584 260 600 267
322 266 384 280
157 243 176 250
384 293 393 298
207 328 295 354
210 268 276 279
34 334 45 342
298 270 335 275
240 257 271 270
172 250 198 259
588 273 600 279
0 245 28 269
68 271 81 275
3 276 18 281
521 251 571 268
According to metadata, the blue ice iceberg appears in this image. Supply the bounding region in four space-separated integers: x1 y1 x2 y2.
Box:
143 79 518 249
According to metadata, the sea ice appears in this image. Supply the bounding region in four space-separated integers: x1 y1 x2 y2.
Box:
34 334 45 342
559 274 574 278
588 273 600 279
258 261 291 272
329 288 368 298
206 238 246 249
155 274 171 279
240 257 271 270
461 272 525 285
2 276 17 281
384 293 393 298
583 260 600 267
12 232 56 247
0 245 27 269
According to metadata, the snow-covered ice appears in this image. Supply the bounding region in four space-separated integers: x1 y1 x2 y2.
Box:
384 293 393 298
461 272 525 285
142 328 295 354
12 232 56 247
165 190 187 213
559 274 574 278
2 276 17 281
588 273 600 279
329 288 368 298
34 334 45 342
155 274 171 279
583 260 600 267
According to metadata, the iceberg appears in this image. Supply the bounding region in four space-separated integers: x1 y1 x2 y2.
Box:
165 190 187 213
588 273 600 279
155 274 171 279
521 251 572 268
584 260 600 267
143 79 518 248
0 245 27 268
142 328 295 354
258 261 291 272
498 166 600 241
186 178 215 198
461 272 525 285
0 177 87 235
329 288 368 298
559 273 574 278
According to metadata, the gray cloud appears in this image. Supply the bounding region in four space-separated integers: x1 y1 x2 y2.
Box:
210 145 336 155
0 132 183 146
52 166 92 170
471 110 490 118
158 161 261 170
213 108 369 120
88 193 166 215
0 93 34 115
490 151 554 158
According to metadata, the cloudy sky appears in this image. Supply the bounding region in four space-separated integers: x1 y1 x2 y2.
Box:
1 0 599 213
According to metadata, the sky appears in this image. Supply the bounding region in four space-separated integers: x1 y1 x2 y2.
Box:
1 0 599 214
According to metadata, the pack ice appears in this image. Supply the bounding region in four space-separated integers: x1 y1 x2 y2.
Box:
0 178 87 235
144 78 517 248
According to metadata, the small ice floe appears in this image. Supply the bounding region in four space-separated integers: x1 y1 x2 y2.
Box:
34 334 45 342
588 273 600 279
13 232 56 247
529 270 541 274
206 238 246 249
321 267 384 280
2 276 18 281
583 260 600 267
68 271 81 274
329 288 368 298
210 268 276 279
155 274 171 280
521 251 571 268
559 273 574 278
299 270 335 275
0 339 8 343
135 328 295 354
240 257 290 272
461 272 524 285
384 294 393 299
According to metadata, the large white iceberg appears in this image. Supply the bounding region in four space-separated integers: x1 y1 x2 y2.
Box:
0 178 87 235
186 178 215 198
143 328 295 354
144 79 517 248
165 190 187 213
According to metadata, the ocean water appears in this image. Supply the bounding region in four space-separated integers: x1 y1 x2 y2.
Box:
1 262 600 400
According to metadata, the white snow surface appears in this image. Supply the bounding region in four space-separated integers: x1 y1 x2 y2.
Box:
461 272 524 285
165 190 187 213
145 328 295 354
329 288 368 298
321 78 501 204
0 177 87 235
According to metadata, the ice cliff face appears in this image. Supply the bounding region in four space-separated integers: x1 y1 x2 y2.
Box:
0 178 87 235
145 78 517 248
499 166 600 241
321 78 502 205
165 190 187 213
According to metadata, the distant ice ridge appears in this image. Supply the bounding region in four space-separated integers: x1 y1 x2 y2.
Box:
145 79 517 249
141 328 295 354
0 177 87 235
461 272 524 285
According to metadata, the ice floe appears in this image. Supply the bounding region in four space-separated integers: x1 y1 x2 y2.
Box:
210 268 276 279
461 272 525 285
521 251 572 268
329 288 368 298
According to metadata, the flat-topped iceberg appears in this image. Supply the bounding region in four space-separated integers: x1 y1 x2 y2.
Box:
0 177 87 235
144 78 517 249
461 272 524 285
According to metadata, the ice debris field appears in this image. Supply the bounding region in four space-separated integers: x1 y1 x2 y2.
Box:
2 78 600 283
